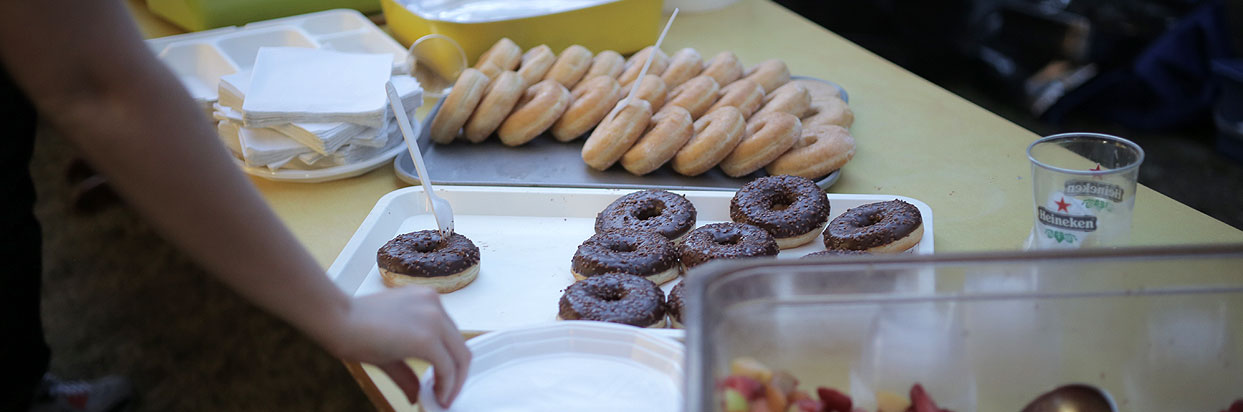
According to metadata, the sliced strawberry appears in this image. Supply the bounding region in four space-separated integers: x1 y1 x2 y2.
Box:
1225 399 1243 412
908 384 948 412
815 387 852 412
720 375 766 400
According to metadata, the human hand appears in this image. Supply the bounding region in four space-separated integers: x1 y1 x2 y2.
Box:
327 285 470 408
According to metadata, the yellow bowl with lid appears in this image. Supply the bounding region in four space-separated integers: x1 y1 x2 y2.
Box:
381 0 662 64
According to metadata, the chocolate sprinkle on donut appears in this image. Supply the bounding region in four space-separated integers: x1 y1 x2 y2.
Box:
678 222 779 268
558 273 666 327
377 231 480 277
596 189 697 240
572 229 679 278
730 175 830 238
824 200 922 251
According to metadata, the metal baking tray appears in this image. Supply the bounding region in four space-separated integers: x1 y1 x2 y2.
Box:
395 76 848 191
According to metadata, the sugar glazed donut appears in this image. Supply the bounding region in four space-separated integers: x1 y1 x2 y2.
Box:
377 230 481 293
581 99 653 170
701 51 745 87
742 59 791 93
429 68 490 144
790 78 843 102
754 82 811 119
474 37 522 73
731 175 832 249
631 74 668 112
583 50 626 81
824 200 924 253
678 222 779 269
661 48 704 89
719 111 801 177
707 79 765 119
672 106 745 176
571 229 680 285
664 75 720 119
618 46 669 87
516 45 556 86
766 125 855 179
621 106 694 175
801 96 854 129
595 189 697 241
557 272 667 328
551 75 622 142
544 45 593 89
666 281 685 329
497 79 571 146
462 71 525 143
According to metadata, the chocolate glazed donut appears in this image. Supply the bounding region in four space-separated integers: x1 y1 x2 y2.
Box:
377 230 481 293
571 229 680 285
731 175 831 249
824 200 924 254
678 222 779 269
558 273 667 328
595 189 697 241
666 281 686 329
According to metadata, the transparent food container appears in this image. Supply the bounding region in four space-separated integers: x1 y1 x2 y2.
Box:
684 245 1243 412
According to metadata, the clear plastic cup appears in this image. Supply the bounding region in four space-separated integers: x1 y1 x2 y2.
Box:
1025 132 1145 249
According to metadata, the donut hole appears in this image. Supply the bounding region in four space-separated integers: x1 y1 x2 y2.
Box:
610 242 638 253
598 287 628 302
861 212 886 227
767 191 796 211
713 233 744 246
633 204 666 221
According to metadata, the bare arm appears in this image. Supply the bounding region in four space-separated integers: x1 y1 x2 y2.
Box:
0 1 466 407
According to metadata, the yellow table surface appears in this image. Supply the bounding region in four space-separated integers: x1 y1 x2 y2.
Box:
129 0 1243 410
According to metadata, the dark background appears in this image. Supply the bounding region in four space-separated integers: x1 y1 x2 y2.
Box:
777 0 1243 230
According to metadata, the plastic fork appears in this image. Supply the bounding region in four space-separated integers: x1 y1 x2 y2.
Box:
386 81 454 238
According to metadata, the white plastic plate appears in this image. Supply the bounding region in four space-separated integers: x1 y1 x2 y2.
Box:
233 144 404 183
420 321 683 412
327 186 935 338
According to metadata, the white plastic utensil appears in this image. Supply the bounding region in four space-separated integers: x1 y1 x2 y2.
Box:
386 81 454 238
617 8 679 112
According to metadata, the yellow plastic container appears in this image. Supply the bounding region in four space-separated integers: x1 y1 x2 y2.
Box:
381 0 662 65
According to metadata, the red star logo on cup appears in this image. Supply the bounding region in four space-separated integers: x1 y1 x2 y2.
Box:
1056 197 1071 212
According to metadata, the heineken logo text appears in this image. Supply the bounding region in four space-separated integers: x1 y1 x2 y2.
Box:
1064 180 1124 202
1038 206 1097 231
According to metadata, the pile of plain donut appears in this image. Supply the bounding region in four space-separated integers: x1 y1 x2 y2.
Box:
556 175 924 329
429 38 857 180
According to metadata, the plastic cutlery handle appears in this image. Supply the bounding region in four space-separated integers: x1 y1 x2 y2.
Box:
386 81 447 234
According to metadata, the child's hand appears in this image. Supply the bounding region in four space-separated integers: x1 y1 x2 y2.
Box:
328 285 470 408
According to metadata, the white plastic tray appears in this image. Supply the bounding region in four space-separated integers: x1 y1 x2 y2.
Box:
147 9 411 108
420 321 683 412
327 186 935 337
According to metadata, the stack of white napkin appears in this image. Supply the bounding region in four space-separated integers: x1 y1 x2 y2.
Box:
214 47 422 171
